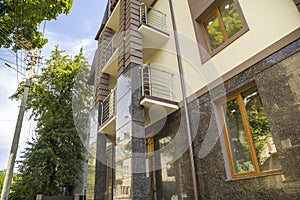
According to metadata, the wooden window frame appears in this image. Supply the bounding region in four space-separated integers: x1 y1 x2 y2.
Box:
219 85 282 179
198 0 249 63
147 137 154 155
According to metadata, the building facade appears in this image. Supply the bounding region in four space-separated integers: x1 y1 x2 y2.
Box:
87 0 300 199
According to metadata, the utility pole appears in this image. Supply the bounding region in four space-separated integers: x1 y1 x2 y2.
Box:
1 48 39 200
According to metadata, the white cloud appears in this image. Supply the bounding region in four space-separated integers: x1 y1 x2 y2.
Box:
42 30 97 64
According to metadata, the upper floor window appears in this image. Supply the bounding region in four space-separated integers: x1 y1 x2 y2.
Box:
199 0 248 61
123 165 129 176
219 86 281 178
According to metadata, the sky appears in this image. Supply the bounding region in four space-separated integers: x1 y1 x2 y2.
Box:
0 0 106 170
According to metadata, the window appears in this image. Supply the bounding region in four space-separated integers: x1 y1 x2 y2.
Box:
147 137 154 155
200 0 248 59
122 165 129 176
219 86 281 178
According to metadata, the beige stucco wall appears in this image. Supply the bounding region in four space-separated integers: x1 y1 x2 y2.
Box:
206 0 300 80
150 0 300 97
144 0 183 101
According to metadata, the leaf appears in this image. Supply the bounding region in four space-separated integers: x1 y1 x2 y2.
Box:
10 46 92 199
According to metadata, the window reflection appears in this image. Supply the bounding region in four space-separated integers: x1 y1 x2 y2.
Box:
220 0 243 39
222 98 255 174
106 143 114 199
204 14 224 51
202 0 244 53
221 86 281 177
146 136 194 199
241 88 281 172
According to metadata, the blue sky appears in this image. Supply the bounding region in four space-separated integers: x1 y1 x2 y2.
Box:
0 0 106 170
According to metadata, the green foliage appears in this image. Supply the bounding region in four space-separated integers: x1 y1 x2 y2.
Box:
9 46 91 200
245 98 272 166
0 0 73 50
204 0 243 51
0 170 18 196
220 1 243 39
205 15 224 51
0 170 5 192
223 88 273 174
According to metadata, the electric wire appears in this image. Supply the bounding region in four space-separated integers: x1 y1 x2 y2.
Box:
0 0 47 174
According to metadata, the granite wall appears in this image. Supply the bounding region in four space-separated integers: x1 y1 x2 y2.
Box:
158 39 300 199
191 40 300 199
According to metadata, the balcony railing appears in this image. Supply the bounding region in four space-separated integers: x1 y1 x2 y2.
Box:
141 65 175 101
104 35 118 64
109 0 119 15
100 88 116 126
140 3 166 31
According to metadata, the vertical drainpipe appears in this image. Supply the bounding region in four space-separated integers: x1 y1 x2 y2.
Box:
168 0 199 199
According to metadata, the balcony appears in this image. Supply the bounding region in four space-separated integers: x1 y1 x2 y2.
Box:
138 3 169 61
102 35 118 78
99 88 116 135
141 64 178 104
106 0 120 32
141 65 179 126
140 3 166 31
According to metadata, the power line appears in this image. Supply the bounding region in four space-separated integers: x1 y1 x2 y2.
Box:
3 63 25 77
0 57 18 66
0 29 31 50
1 48 40 200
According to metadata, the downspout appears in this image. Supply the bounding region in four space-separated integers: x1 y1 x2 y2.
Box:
168 0 199 199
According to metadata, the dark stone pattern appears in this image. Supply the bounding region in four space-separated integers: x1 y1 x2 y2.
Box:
152 40 300 199
256 51 300 182
94 134 107 200
115 63 148 199
42 196 73 200
147 107 195 199
129 63 148 199
187 40 300 199
129 63 144 123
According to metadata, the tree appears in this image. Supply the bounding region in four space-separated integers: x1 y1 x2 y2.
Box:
0 169 5 192
0 0 73 51
9 46 91 200
0 170 18 195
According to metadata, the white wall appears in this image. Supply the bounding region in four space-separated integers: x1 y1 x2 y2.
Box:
155 0 300 97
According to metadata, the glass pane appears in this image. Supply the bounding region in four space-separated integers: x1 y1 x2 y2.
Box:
155 136 194 199
222 98 255 174
204 14 225 51
220 0 243 39
242 87 281 171
106 145 114 199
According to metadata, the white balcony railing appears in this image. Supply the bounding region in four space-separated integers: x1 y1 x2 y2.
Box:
140 3 166 31
141 65 175 101
100 88 116 126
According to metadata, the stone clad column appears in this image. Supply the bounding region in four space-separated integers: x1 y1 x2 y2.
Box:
115 0 148 199
94 134 107 200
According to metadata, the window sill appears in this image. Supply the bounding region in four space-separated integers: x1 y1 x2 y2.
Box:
225 171 284 182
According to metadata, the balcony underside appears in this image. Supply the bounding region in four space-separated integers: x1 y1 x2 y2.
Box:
138 24 169 61
141 95 178 127
99 116 116 136
143 0 156 6
106 0 120 31
102 48 118 78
